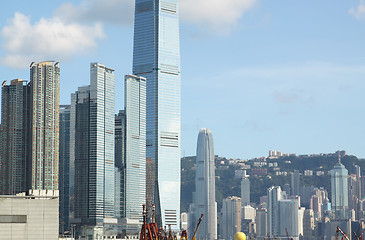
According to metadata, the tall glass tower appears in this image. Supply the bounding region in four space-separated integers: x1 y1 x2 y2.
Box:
331 153 349 219
59 105 71 233
133 0 181 227
115 110 126 219
124 75 146 220
195 128 217 240
72 63 115 227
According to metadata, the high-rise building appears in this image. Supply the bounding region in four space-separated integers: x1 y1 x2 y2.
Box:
256 209 267 239
72 86 90 224
348 174 357 217
115 110 126 219
28 61 60 191
195 128 217 240
132 0 181 228
352 165 362 220
303 209 314 240
72 63 115 229
220 196 241 240
267 186 282 236
242 205 256 236
0 79 28 195
355 165 361 200
241 176 250 206
291 170 300 196
267 189 304 239
115 110 126 171
146 157 155 220
331 153 349 219
124 75 146 220
59 105 71 233
279 198 300 238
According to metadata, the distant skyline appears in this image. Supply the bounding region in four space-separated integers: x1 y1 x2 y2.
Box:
1 0 365 159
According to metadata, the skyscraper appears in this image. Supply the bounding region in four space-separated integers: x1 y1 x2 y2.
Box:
303 209 314 240
1 62 60 195
133 0 181 227
0 79 28 195
72 63 115 228
124 74 146 220
59 105 71 233
291 170 300 196
256 209 268 238
354 165 361 200
241 176 250 206
219 196 241 240
279 198 300 238
29 61 60 191
331 153 349 219
267 186 282 236
195 128 217 240
115 110 126 219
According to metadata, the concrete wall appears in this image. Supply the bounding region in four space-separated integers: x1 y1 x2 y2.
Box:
0 194 59 240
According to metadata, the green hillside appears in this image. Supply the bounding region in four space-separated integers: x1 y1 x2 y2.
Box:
180 153 363 213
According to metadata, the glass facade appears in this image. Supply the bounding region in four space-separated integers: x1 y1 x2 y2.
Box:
115 110 126 219
195 128 217 240
72 86 90 223
268 186 282 236
0 79 28 195
59 105 71 233
331 156 349 219
133 0 181 227
73 63 115 226
124 75 146 220
29 62 60 191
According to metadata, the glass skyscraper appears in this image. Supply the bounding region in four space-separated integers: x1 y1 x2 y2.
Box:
331 154 349 219
133 0 181 227
72 63 115 228
195 128 217 240
124 75 146 220
115 110 126 219
59 105 71 233
268 186 282 236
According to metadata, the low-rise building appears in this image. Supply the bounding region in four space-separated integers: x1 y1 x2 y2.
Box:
0 190 59 240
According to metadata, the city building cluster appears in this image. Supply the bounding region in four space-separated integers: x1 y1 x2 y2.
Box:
0 0 181 239
0 0 363 240
182 148 364 240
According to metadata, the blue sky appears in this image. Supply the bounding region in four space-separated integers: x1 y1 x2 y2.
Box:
1 0 365 159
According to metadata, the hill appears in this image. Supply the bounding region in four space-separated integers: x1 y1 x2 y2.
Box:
180 152 363 213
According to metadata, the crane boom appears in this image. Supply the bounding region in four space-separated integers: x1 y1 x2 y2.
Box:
192 214 204 240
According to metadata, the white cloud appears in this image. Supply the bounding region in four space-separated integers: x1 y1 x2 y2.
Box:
0 0 258 68
179 0 258 32
54 0 257 31
1 12 105 68
57 0 257 32
349 0 365 19
54 0 134 26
